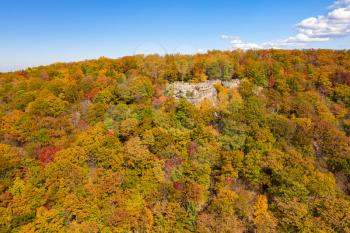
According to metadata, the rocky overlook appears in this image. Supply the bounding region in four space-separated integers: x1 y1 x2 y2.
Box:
165 79 240 104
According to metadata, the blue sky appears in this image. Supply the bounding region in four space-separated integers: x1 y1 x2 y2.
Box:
1 0 349 71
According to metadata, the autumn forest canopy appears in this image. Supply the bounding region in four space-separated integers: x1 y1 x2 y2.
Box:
1 49 350 232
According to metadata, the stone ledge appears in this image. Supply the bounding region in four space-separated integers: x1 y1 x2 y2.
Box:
166 79 240 104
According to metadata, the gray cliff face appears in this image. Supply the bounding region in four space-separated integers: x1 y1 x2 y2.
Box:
166 79 240 104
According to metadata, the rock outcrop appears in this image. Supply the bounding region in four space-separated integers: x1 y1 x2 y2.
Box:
166 79 240 104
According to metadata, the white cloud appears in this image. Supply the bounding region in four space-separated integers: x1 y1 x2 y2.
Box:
329 7 350 20
222 0 350 50
330 0 350 9
233 42 262 50
222 35 262 50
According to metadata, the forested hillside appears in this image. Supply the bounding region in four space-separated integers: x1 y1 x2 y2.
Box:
1 50 350 232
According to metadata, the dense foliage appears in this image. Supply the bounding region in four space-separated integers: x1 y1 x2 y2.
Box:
1 50 350 232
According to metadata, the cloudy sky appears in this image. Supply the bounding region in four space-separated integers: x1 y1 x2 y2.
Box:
223 0 350 49
0 0 349 72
